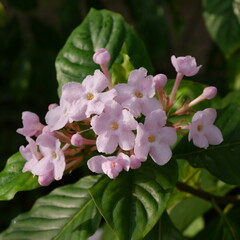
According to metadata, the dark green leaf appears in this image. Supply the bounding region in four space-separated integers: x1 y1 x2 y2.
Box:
0 175 101 240
56 8 153 92
227 52 240 90
203 0 240 57
89 160 178 240
169 197 211 232
0 152 39 201
174 91 240 184
194 206 240 240
144 212 188 240
100 224 118 240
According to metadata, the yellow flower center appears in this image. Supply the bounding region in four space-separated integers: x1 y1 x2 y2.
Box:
135 91 143 98
111 123 119 130
52 152 57 159
197 125 203 131
148 136 155 142
87 93 94 100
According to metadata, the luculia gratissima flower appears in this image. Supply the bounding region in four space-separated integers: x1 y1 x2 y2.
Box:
17 48 223 185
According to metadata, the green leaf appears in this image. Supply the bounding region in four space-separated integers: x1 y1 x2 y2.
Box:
227 52 240 90
100 224 119 240
0 152 39 201
193 206 240 240
203 0 240 57
169 197 211 233
111 44 135 85
0 175 101 240
144 212 188 240
56 8 153 92
173 91 240 184
89 160 178 240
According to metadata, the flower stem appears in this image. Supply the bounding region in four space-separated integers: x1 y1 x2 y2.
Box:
176 181 240 205
101 64 113 89
169 72 184 107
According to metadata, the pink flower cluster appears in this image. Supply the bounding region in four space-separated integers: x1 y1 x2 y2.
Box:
17 48 223 185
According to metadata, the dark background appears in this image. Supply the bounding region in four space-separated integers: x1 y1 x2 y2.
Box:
0 0 228 231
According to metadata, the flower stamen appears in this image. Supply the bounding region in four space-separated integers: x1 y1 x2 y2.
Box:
148 136 155 142
135 91 143 98
87 93 94 100
52 152 57 159
111 123 119 130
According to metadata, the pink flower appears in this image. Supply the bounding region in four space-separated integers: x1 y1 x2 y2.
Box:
87 153 130 179
20 137 41 172
153 74 167 89
31 134 66 184
17 111 44 137
71 133 96 147
38 172 55 186
188 86 218 108
134 109 177 165
70 70 117 121
93 48 110 66
45 82 83 131
129 155 145 169
202 86 217 100
188 108 223 149
91 101 138 154
171 55 202 76
114 68 162 117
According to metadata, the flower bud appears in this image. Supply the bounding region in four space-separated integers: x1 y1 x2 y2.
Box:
171 55 202 76
202 86 217 99
48 103 58 110
153 74 167 89
93 48 110 65
71 133 84 147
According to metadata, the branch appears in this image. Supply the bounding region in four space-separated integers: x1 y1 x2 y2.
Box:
176 181 240 205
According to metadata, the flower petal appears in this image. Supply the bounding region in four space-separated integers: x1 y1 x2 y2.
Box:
31 157 53 176
142 97 162 117
45 103 70 131
192 133 209 149
158 127 177 146
204 125 223 145
82 70 108 92
96 132 118 154
149 143 172 165
118 131 135 151
87 155 107 174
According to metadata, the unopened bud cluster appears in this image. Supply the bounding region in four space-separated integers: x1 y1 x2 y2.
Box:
17 49 223 186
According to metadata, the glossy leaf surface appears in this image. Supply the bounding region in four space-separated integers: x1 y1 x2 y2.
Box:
203 0 240 57
90 160 178 240
56 8 153 91
0 152 39 201
0 175 101 240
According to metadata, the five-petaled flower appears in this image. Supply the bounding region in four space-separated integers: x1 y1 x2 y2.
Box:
188 108 223 149
91 100 138 154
